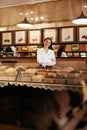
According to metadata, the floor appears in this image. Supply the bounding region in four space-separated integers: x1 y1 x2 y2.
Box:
0 124 29 130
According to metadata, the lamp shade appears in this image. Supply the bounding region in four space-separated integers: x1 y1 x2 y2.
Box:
72 12 87 25
16 17 32 28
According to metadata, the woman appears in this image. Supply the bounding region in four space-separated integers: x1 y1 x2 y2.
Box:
57 44 67 57
37 37 56 67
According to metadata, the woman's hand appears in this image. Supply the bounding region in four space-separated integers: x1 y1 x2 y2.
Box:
50 58 56 62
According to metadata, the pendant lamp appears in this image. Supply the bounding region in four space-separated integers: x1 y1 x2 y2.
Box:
72 11 87 25
16 17 32 28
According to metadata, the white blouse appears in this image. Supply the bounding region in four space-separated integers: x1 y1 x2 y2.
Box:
61 52 67 57
37 48 56 67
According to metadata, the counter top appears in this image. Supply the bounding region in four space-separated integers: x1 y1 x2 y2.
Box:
0 57 87 71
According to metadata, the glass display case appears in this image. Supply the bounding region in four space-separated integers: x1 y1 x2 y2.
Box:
0 62 86 91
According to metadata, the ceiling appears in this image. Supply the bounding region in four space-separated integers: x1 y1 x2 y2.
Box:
0 0 57 8
0 0 87 27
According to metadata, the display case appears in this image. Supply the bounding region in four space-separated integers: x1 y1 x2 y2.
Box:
0 59 87 89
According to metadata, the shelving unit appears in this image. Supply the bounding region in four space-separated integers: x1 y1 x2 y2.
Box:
67 51 87 57
16 45 41 57
66 44 87 57
0 26 87 58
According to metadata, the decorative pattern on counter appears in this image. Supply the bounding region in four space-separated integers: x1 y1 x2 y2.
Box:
8 81 82 91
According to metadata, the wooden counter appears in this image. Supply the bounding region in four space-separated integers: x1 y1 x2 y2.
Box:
0 57 87 69
0 57 87 130
0 57 87 62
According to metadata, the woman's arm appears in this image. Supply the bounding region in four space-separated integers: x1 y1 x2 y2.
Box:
37 49 56 66
37 49 51 65
50 50 56 65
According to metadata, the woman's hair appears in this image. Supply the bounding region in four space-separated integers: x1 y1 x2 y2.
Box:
0 47 3 52
57 44 66 57
42 37 53 49
5 46 12 52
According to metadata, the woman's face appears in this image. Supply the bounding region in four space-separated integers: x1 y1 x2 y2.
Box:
44 39 51 48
